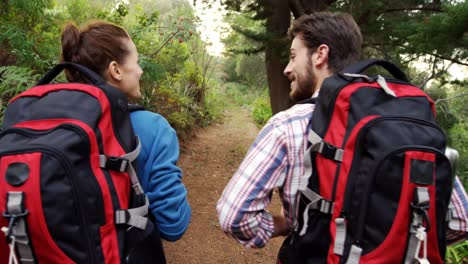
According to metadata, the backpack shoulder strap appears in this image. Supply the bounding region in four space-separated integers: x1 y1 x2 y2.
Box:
128 104 145 112
37 62 106 85
297 97 317 105
339 59 409 82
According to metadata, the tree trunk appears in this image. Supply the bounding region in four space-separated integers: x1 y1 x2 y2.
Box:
265 0 293 114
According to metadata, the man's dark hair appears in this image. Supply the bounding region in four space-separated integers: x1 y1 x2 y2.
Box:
288 12 362 73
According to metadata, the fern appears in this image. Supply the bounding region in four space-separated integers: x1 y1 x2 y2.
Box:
446 240 468 263
0 66 39 96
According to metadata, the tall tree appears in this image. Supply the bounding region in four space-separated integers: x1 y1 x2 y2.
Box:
201 0 467 113
219 0 335 113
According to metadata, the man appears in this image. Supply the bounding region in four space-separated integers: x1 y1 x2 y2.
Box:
217 11 362 249
217 11 467 256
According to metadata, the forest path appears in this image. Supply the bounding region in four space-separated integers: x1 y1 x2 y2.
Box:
163 97 283 263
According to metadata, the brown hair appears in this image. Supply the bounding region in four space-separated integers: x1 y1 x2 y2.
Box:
61 21 130 82
288 12 362 73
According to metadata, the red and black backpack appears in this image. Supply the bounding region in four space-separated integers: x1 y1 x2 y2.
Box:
0 63 164 264
279 59 453 264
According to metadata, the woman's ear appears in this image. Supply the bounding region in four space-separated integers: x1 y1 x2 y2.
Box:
107 61 122 82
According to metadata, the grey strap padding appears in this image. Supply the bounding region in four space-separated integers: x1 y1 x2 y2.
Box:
296 129 320 230
298 128 321 192
298 188 334 236
301 188 334 214
334 149 344 162
115 196 149 230
377 75 396 97
302 145 314 190
298 188 335 235
446 202 453 222
414 187 430 206
5 192 36 264
342 73 374 82
308 128 323 146
405 226 427 264
334 218 346 256
99 137 145 195
99 136 141 172
345 244 363 264
299 202 314 236
128 162 144 195
120 136 142 163
308 129 344 162
301 187 322 203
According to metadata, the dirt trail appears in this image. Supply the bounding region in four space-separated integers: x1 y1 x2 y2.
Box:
163 101 283 263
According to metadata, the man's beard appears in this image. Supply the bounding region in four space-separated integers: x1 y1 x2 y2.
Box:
289 64 316 101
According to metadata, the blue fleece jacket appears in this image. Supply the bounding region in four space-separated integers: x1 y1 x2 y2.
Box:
130 110 191 241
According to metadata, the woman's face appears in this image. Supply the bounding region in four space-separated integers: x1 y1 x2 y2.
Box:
113 38 143 99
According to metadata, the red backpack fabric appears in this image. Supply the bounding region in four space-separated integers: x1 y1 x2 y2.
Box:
0 63 163 263
279 59 453 264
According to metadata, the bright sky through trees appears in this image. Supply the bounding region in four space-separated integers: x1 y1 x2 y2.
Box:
190 1 227 56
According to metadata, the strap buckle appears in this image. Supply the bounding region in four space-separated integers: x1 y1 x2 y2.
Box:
312 142 344 162
103 156 129 172
410 202 431 232
411 187 431 232
318 199 334 214
2 210 29 243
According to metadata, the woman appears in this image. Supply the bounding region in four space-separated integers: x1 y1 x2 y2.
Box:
61 20 191 253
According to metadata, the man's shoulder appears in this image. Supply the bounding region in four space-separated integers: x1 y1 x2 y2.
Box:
269 103 314 126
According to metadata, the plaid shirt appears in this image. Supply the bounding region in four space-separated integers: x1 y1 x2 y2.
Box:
217 103 468 248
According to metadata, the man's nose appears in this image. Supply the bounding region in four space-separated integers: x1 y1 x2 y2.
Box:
283 64 291 77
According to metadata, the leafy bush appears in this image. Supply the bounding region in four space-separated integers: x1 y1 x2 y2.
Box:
225 82 271 126
252 95 272 126
203 83 225 125
0 1 223 140
225 82 257 106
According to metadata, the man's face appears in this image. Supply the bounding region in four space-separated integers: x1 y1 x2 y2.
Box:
283 36 316 101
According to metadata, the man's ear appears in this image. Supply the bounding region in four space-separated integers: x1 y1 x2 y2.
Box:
107 61 122 82
313 44 329 67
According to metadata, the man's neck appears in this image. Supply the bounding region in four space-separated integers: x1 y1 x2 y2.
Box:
313 70 333 97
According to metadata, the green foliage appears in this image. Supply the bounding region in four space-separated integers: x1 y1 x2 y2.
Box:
252 94 272 126
225 82 271 126
0 0 223 139
235 54 267 88
225 82 257 106
204 84 225 124
0 66 40 125
0 66 40 96
222 10 266 55
0 0 58 70
426 86 458 130
427 81 468 188
446 240 468 264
